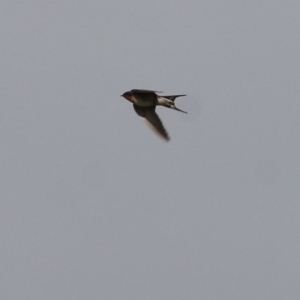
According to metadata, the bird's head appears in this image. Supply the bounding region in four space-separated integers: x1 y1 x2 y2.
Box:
121 91 133 102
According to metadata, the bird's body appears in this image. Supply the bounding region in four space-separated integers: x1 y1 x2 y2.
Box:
121 89 187 141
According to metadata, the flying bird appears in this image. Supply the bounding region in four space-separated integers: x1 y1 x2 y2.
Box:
121 89 187 141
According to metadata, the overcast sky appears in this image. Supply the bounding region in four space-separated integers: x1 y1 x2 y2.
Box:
1 1 300 299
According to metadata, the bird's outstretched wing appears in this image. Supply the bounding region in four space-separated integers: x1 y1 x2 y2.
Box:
130 90 158 106
131 89 162 94
133 104 170 141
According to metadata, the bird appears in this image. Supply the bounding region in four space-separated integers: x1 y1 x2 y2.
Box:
121 89 187 141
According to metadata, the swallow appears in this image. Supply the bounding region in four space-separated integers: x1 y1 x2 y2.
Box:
121 89 187 141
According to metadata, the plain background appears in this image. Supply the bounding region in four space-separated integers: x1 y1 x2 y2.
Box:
1 1 300 299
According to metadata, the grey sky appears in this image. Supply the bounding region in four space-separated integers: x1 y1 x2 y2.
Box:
1 1 300 299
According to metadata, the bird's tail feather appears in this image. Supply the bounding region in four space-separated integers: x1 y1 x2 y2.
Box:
162 95 186 101
158 95 188 114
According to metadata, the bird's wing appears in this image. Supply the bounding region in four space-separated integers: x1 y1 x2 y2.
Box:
133 104 170 141
131 90 158 105
131 89 162 93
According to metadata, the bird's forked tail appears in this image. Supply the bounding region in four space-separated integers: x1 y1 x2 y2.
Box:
158 95 188 114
